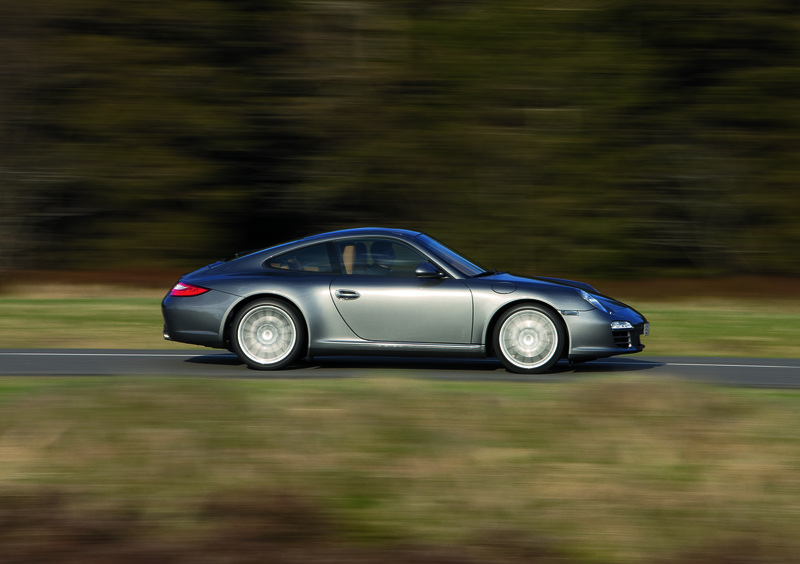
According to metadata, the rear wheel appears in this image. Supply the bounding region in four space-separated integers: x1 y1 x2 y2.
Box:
494 305 564 374
232 299 305 370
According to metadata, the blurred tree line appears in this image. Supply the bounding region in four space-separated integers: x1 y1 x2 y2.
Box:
1 0 799 278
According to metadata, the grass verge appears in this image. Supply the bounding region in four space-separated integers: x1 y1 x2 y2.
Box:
2 292 800 356
1 376 800 563
0 296 179 349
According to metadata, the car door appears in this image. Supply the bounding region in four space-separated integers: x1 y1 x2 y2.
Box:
330 238 473 343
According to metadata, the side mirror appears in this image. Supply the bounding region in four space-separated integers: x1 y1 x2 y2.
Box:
415 262 445 279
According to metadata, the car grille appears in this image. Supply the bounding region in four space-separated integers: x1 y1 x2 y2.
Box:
613 330 633 348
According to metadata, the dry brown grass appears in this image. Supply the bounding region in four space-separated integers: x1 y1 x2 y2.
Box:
589 275 800 301
2 283 164 299
1 269 182 297
3 270 799 300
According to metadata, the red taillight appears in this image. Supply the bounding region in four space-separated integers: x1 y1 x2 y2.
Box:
169 281 210 297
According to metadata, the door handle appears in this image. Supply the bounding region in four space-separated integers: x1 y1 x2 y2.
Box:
335 289 361 300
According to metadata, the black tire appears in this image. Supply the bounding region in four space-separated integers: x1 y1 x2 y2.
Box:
493 304 564 374
231 299 305 370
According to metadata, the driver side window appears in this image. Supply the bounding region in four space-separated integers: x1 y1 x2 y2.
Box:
337 239 426 276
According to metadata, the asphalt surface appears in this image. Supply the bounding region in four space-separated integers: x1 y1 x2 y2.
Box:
1 350 800 387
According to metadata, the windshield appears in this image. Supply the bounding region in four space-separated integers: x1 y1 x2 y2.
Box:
415 234 486 278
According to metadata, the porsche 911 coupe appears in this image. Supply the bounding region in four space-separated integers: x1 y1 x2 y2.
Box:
162 227 648 374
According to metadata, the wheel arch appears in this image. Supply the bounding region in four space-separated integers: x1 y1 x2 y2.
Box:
223 293 310 356
484 299 569 359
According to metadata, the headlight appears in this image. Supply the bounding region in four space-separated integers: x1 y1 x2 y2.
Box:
579 289 610 313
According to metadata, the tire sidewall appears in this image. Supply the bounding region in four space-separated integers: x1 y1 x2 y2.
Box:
232 299 305 370
493 304 564 374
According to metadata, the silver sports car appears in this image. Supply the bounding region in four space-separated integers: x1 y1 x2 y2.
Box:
162 228 648 374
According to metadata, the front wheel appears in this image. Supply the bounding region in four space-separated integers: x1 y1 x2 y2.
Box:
493 305 564 374
232 299 305 370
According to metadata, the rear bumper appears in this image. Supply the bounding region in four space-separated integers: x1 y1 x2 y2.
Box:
161 290 240 348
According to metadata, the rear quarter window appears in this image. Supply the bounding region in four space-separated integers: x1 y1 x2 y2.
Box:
266 243 334 273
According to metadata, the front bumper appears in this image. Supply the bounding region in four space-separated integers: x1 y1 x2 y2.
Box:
562 306 648 361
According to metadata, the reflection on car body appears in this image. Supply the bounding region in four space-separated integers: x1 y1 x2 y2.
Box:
162 228 648 374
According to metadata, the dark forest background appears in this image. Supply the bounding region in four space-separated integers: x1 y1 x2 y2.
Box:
2 0 799 279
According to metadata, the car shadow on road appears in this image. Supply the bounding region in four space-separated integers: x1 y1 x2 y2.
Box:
183 353 664 379
306 356 664 375
184 352 243 366
554 358 665 374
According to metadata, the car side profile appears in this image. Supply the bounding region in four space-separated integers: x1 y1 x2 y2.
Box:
162 228 648 374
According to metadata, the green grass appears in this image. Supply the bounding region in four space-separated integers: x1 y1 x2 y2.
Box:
0 296 183 349
2 376 800 563
2 293 800 357
637 298 800 357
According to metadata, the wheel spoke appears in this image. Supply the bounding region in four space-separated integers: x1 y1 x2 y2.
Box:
238 305 297 365
498 310 558 370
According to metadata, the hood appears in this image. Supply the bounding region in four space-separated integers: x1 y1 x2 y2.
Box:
527 275 599 294
484 272 599 294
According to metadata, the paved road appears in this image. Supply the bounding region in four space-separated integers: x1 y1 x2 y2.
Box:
2 350 800 388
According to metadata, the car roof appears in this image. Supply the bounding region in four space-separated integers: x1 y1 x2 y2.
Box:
299 227 422 243
227 227 423 264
